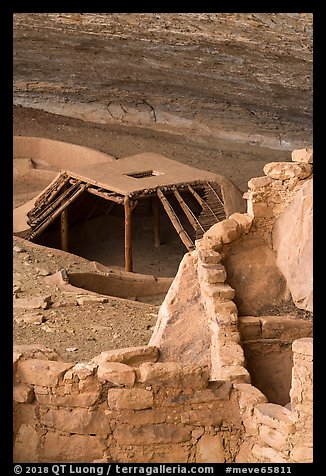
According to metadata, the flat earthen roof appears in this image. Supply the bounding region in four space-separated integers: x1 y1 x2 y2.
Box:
65 152 219 195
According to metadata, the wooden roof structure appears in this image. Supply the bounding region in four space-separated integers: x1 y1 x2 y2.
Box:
25 153 227 272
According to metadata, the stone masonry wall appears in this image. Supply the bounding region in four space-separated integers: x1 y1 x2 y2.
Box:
13 344 245 463
239 316 312 405
244 148 313 246
13 338 313 463
235 338 313 463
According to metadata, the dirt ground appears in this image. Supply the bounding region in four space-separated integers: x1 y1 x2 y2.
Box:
13 13 313 363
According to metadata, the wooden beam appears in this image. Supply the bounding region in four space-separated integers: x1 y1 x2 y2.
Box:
29 184 87 241
124 196 133 272
157 188 195 251
33 173 70 210
28 181 82 227
152 196 160 248
173 189 205 233
60 208 68 252
87 187 124 204
187 185 219 221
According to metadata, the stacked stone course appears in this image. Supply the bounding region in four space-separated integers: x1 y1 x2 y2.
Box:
13 344 244 463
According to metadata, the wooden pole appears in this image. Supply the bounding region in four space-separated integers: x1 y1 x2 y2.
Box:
173 188 205 233
29 184 87 241
124 196 133 272
152 196 160 249
60 208 68 252
157 188 195 251
28 181 81 227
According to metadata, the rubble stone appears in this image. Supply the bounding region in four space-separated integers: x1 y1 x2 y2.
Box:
92 346 159 366
17 359 73 387
291 148 313 164
97 362 136 387
263 161 312 180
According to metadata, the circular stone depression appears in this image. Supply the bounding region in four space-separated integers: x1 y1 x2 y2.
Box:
46 269 173 305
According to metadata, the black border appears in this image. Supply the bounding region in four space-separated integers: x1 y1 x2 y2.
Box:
6 2 319 473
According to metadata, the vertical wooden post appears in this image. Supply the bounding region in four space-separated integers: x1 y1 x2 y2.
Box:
60 208 68 252
124 196 133 272
152 196 160 248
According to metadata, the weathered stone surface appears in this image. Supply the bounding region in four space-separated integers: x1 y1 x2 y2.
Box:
139 362 209 388
92 346 159 366
23 313 45 325
13 424 39 463
41 432 105 462
115 408 168 426
36 267 51 276
192 427 205 440
290 445 313 462
219 342 245 367
13 383 34 403
113 423 191 445
229 212 254 233
254 403 297 433
207 300 238 326
272 178 312 311
223 237 288 315
197 248 222 265
292 338 313 356
191 382 232 402
19 403 37 425
17 359 73 387
263 161 312 180
252 444 288 463
180 409 223 426
204 282 235 300
13 351 22 368
220 366 250 383
291 148 313 164
238 316 261 341
198 262 227 284
107 388 153 410
13 245 25 253
204 218 241 244
233 383 268 411
13 295 52 310
235 439 257 463
40 408 112 435
248 177 273 190
247 200 274 218
259 425 289 451
149 252 211 367
97 362 136 387
111 445 190 463
259 316 312 340
13 344 63 361
36 391 100 407
72 362 97 380
196 434 225 463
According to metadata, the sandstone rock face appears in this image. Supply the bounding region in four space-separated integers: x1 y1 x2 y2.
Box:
222 237 288 315
149 252 211 365
272 178 312 311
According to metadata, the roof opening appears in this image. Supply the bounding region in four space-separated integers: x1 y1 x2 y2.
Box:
125 170 164 179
